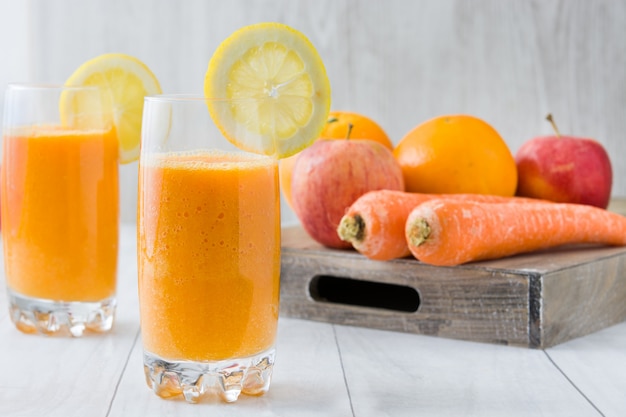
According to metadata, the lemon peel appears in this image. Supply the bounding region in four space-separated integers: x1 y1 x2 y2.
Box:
204 22 331 158
62 53 162 163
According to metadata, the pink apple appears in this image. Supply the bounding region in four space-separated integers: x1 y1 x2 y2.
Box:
515 127 613 209
291 139 404 248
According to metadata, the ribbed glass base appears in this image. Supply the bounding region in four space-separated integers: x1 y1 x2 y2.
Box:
7 289 116 337
143 347 275 403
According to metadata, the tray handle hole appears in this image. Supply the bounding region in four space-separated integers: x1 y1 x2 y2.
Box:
309 275 420 313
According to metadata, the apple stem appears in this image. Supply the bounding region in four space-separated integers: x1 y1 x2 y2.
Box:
346 123 354 140
546 113 561 138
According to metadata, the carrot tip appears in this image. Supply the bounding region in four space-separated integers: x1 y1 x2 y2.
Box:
337 214 365 243
407 218 431 247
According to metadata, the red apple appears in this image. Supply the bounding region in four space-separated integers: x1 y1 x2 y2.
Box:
291 139 404 248
515 115 612 208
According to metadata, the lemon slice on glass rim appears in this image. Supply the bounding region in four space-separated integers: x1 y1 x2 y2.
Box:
204 22 331 158
61 53 162 163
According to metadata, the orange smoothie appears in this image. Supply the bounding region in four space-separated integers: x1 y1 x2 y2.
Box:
138 150 280 361
1 126 119 302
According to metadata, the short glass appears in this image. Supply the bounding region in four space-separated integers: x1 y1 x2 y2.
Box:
1 84 119 336
138 95 280 403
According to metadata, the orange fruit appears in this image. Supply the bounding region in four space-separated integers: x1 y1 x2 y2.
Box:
320 111 394 148
279 111 393 208
393 115 517 196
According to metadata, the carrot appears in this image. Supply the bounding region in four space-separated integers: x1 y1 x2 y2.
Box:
336 190 543 261
405 199 626 266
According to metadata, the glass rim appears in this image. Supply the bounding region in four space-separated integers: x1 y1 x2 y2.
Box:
6 82 101 91
145 94 274 104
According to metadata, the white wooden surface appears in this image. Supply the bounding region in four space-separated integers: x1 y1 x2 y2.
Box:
0 224 625 417
0 0 624 225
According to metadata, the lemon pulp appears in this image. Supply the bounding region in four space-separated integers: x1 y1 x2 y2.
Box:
204 22 331 158
62 53 162 163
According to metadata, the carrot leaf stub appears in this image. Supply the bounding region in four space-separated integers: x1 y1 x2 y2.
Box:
407 218 431 247
337 214 366 243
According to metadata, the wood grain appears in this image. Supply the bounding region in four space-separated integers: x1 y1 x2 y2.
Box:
0 225 140 417
108 319 353 416
547 323 626 417
1 0 621 224
541 254 626 347
1 225 625 415
337 325 602 417
280 220 626 348
281 227 530 345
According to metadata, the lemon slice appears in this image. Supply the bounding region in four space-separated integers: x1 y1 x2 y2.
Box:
204 22 331 158
62 53 162 163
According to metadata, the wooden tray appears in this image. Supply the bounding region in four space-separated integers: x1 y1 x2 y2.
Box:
279 221 626 349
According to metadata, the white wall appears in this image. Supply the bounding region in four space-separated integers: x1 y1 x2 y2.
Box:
0 1 30 122
2 0 625 224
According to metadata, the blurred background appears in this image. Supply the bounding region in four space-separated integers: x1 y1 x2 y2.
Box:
1 0 624 225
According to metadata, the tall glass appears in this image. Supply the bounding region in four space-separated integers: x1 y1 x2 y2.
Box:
1 84 119 336
138 95 280 403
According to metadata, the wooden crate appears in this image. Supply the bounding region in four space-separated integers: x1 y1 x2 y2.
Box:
279 222 626 349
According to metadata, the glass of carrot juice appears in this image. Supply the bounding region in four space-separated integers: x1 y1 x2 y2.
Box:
138 95 280 403
1 84 119 336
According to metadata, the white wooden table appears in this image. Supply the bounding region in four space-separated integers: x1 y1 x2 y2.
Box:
0 224 624 417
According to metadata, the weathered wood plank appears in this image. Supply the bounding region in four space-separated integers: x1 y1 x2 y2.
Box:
281 243 531 346
541 254 626 347
0 225 140 417
547 321 626 417
280 220 626 348
15 0 626 225
337 325 602 417
108 318 352 416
